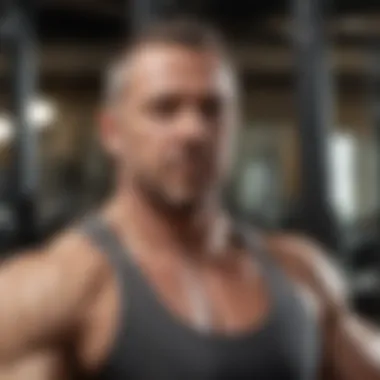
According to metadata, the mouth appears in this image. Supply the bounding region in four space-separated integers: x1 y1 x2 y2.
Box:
177 165 216 188
175 158 208 173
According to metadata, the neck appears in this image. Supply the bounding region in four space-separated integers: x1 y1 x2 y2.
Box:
105 184 229 257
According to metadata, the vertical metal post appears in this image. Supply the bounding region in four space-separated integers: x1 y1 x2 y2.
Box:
8 0 38 246
130 0 155 33
130 0 181 33
369 43 380 227
291 0 341 251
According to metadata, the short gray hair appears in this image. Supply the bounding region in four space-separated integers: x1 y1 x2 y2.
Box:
103 18 230 105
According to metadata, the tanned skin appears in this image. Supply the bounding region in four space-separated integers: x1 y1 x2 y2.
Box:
0 40 379 380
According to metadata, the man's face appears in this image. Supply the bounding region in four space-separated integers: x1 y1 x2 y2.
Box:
102 44 238 208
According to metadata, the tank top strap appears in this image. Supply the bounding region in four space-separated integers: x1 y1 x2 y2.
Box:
233 224 277 273
232 222 296 302
80 215 138 280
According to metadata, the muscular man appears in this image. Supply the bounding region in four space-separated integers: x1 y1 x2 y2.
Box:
0 19 379 380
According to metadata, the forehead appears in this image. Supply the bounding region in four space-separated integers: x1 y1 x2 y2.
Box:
126 44 234 98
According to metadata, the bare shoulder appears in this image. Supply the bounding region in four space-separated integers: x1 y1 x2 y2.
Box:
1 227 109 300
263 232 348 310
37 227 113 324
0 226 110 361
45 227 110 290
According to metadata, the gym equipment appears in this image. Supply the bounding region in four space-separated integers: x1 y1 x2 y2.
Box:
351 238 380 323
4 0 39 248
290 0 341 252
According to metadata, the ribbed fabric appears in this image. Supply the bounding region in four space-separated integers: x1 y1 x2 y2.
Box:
83 217 319 380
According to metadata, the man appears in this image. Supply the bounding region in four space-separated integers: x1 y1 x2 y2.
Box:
0 19 379 380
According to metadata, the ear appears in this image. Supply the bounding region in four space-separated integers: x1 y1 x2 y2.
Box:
98 107 122 157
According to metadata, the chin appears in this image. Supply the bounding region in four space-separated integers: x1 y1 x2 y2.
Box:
143 177 214 212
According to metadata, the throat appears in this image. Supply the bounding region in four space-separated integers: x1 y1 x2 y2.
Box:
106 189 230 259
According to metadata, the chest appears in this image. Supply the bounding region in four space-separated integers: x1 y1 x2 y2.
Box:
81 251 321 379
97 283 319 380
138 251 273 333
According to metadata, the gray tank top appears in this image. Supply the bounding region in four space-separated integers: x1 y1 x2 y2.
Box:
83 217 320 380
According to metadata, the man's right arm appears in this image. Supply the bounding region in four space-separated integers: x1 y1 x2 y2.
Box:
0 231 104 363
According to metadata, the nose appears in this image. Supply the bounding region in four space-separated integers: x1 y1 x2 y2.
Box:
177 108 209 142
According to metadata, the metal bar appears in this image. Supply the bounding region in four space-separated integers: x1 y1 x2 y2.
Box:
8 0 38 246
130 0 154 33
291 0 341 251
369 42 380 229
129 0 182 33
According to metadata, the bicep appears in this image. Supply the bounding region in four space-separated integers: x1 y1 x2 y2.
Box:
0 251 73 361
324 312 380 380
0 231 102 364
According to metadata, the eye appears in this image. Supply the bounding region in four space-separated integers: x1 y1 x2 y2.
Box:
148 96 181 119
199 96 223 120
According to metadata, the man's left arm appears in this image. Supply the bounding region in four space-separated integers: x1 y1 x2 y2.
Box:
267 234 380 380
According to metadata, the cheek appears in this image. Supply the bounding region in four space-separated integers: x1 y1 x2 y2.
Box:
142 142 168 172
216 123 234 153
128 131 167 172
217 125 237 172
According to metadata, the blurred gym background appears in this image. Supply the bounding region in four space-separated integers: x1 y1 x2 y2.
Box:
0 0 379 322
